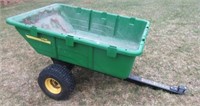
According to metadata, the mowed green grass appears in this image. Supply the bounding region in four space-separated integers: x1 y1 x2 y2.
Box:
1 0 200 105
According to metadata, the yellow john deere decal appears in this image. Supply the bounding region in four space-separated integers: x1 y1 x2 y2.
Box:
26 35 51 44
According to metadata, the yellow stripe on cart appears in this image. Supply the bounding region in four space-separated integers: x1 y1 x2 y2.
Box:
26 35 51 44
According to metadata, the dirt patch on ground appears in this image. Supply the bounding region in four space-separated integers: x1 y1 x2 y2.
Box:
0 0 25 7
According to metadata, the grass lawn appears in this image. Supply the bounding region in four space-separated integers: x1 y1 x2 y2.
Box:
1 0 200 105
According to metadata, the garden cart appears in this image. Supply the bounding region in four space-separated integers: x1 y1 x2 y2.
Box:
6 3 187 100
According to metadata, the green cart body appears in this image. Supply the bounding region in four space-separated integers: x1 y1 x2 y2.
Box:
6 4 150 79
7 4 186 100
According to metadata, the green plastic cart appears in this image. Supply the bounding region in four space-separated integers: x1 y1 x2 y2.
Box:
6 4 186 100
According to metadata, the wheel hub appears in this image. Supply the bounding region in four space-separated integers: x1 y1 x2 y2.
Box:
45 78 61 94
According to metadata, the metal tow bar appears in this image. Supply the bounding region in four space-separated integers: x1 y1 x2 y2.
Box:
125 75 187 94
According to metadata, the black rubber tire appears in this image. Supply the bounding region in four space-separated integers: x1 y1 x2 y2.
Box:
38 64 75 100
51 58 74 70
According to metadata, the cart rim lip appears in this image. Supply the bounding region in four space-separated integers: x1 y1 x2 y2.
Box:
45 78 62 94
6 3 150 57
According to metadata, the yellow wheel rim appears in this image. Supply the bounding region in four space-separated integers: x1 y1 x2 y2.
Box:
45 78 62 94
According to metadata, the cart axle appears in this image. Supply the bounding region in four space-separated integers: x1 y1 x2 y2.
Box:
125 75 187 94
